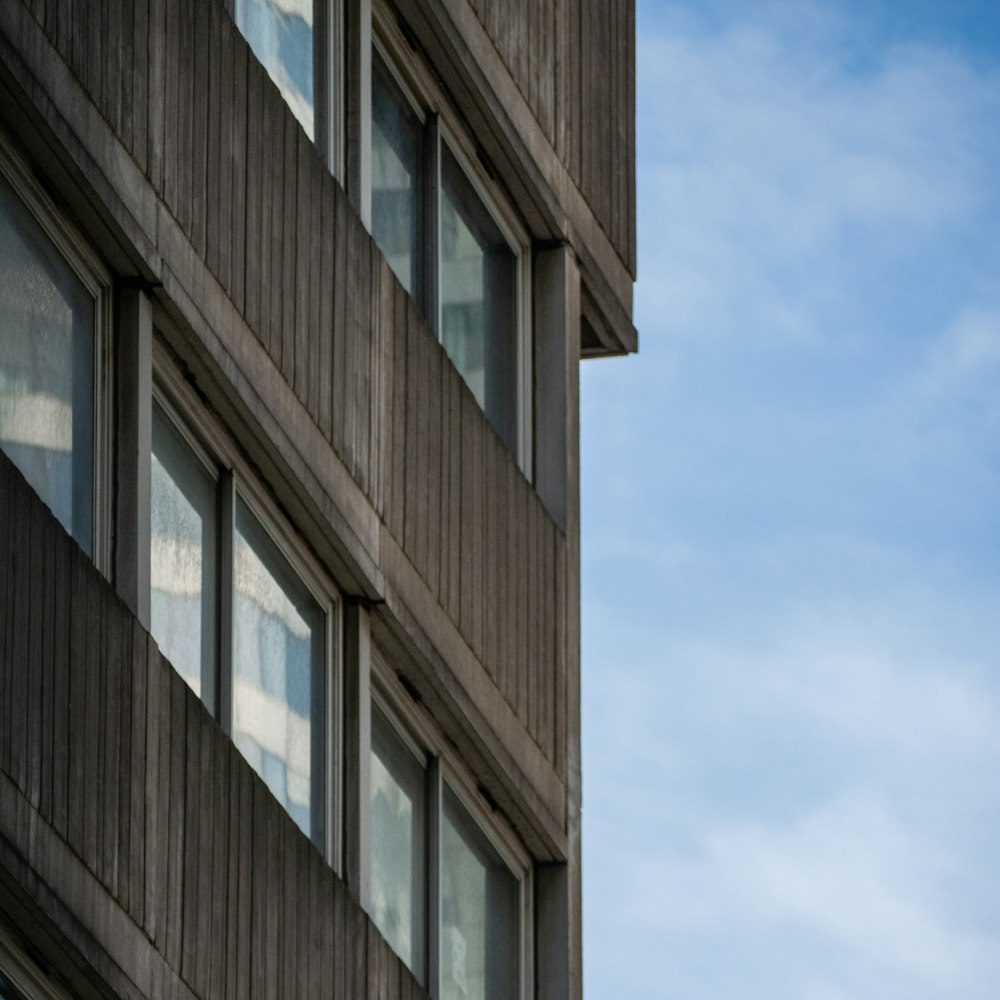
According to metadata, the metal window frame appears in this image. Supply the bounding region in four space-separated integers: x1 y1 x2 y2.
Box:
225 0 345 178
149 389 224 709
436 122 533 467
151 345 344 870
0 129 114 574
369 40 431 311
318 0 347 178
369 695 431 982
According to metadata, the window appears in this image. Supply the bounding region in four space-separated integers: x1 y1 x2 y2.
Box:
368 671 532 999
370 703 428 981
0 144 109 563
371 52 424 301
369 40 531 466
150 402 218 703
231 494 326 836
231 0 342 169
236 0 316 136
438 142 518 452
440 786 520 1000
150 369 337 849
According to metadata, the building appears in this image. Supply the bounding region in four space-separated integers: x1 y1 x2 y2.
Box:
0 2 636 999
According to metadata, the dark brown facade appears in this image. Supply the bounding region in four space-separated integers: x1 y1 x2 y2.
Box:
0 1 635 999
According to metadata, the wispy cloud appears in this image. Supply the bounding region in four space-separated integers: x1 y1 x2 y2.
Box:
584 598 1000 998
912 306 1000 400
632 0 1000 345
620 791 1000 996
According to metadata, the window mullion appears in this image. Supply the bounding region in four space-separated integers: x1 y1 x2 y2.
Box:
314 0 330 166
326 604 340 869
217 468 235 730
427 756 442 1000
423 112 441 333
314 0 344 176
343 600 372 900
346 0 372 225
114 284 153 627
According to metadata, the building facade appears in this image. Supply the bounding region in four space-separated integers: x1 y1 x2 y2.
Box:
0 2 635 999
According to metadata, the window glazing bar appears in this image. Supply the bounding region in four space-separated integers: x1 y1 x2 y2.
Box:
423 111 440 331
218 467 236 731
346 0 372 225
343 599 372 903
427 756 442 1000
114 285 153 627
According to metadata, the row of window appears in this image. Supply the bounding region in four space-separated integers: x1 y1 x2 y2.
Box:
371 45 527 458
0 135 528 999
151 382 332 845
370 667 530 999
235 0 531 463
152 379 526 998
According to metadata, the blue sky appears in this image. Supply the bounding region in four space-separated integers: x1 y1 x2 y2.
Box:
580 2 1000 996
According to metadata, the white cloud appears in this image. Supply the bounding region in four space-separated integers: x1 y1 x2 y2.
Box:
843 304 1000 484
913 307 1000 396
583 592 1000 998
584 589 1000 789
635 3 1000 345
617 791 999 993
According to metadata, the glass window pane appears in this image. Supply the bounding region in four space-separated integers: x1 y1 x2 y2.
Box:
0 171 95 553
370 706 427 983
372 54 423 299
235 0 315 139
233 497 324 842
150 403 218 708
440 785 519 1000
439 146 517 453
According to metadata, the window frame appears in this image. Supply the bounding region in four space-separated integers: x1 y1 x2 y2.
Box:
226 0 345 177
436 123 533 467
369 16 534 473
369 40 428 305
369 696 432 981
151 343 344 868
0 130 113 572
149 386 222 704
369 646 534 1000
